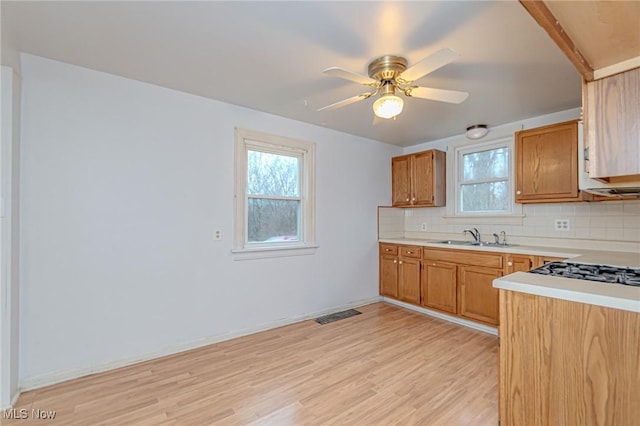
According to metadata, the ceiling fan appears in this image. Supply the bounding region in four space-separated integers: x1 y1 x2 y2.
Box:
317 48 468 119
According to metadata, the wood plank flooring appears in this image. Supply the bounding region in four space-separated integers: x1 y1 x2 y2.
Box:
5 303 498 425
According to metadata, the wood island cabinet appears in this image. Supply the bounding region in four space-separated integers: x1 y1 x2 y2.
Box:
499 290 640 425
515 120 580 203
391 150 445 207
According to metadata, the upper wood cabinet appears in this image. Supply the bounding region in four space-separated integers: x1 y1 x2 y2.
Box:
515 120 580 203
391 149 445 207
584 67 640 180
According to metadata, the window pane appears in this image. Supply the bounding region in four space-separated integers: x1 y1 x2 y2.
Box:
462 147 508 181
461 181 509 212
247 150 299 197
248 198 300 243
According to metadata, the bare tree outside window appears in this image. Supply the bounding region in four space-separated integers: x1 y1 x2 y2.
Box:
247 150 301 243
460 147 509 213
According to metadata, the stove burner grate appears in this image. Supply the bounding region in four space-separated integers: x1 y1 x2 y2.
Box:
529 262 640 287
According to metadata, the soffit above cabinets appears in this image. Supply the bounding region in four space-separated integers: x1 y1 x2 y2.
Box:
544 1 640 78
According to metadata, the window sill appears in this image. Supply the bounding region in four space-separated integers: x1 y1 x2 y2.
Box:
442 214 526 219
231 244 318 261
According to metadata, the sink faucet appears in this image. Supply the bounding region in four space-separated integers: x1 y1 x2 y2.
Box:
492 233 500 244
463 228 481 243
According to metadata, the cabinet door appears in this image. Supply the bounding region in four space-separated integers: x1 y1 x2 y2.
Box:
422 261 457 314
380 255 399 298
412 151 434 206
515 121 579 202
505 255 534 274
459 266 502 325
391 156 412 206
587 68 640 178
398 258 421 305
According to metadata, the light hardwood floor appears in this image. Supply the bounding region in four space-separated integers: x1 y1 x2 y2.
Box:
6 303 498 425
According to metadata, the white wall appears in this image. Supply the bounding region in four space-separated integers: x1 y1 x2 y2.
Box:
19 54 401 388
0 65 21 408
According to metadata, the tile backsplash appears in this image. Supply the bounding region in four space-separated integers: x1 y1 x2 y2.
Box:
380 200 640 243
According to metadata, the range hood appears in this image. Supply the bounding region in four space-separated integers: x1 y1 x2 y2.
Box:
578 122 640 198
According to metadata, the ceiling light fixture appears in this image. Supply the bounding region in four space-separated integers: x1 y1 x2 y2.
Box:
373 94 404 119
466 124 489 140
373 83 404 119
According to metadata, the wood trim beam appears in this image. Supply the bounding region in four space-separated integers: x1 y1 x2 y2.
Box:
519 0 594 81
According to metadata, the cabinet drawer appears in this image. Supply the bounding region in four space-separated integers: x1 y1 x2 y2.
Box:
423 248 503 268
379 244 398 256
400 245 421 259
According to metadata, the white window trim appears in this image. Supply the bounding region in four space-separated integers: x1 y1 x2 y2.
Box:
233 128 317 260
449 137 523 219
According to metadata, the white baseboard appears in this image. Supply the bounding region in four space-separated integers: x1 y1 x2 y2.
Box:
19 296 383 392
0 390 21 410
382 298 498 336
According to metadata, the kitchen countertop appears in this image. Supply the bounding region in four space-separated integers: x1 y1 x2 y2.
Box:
378 237 640 267
379 238 640 313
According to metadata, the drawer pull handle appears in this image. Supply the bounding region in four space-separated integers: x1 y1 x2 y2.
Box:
407 251 413 254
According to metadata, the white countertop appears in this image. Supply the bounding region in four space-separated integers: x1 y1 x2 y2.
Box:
378 238 640 268
379 237 640 312
493 272 640 313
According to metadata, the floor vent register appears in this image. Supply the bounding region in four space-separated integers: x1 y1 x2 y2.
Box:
314 309 362 325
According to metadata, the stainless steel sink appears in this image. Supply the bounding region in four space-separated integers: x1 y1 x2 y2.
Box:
469 242 519 248
433 240 475 245
433 240 518 248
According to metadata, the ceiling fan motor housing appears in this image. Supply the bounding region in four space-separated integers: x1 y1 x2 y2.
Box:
368 55 408 82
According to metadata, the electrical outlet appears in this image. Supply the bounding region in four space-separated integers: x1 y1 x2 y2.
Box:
554 219 570 231
421 223 427 231
214 230 222 240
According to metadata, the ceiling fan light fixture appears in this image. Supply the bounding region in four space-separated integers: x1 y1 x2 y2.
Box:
373 94 404 119
466 124 489 140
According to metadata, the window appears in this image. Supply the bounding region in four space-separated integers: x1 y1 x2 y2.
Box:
455 139 514 215
233 128 316 258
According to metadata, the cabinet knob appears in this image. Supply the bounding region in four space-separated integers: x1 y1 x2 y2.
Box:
399 261 403 265
516 190 522 195
412 197 416 201
405 198 410 201
407 251 413 254
385 248 391 252
393 260 397 264
432 263 436 266
508 261 513 266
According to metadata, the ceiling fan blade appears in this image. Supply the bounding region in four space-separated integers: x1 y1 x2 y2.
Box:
316 92 374 112
407 86 469 104
323 67 378 86
399 48 460 83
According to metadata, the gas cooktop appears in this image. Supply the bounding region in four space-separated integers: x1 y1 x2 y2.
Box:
529 262 640 287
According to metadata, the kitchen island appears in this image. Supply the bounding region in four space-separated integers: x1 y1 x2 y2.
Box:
494 253 639 425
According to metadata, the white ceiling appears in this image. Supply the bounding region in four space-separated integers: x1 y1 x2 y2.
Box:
1 1 582 147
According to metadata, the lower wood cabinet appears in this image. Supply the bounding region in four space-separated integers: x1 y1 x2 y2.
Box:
421 261 457 314
380 243 503 327
459 265 502 325
379 244 421 303
505 254 535 273
379 254 399 298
